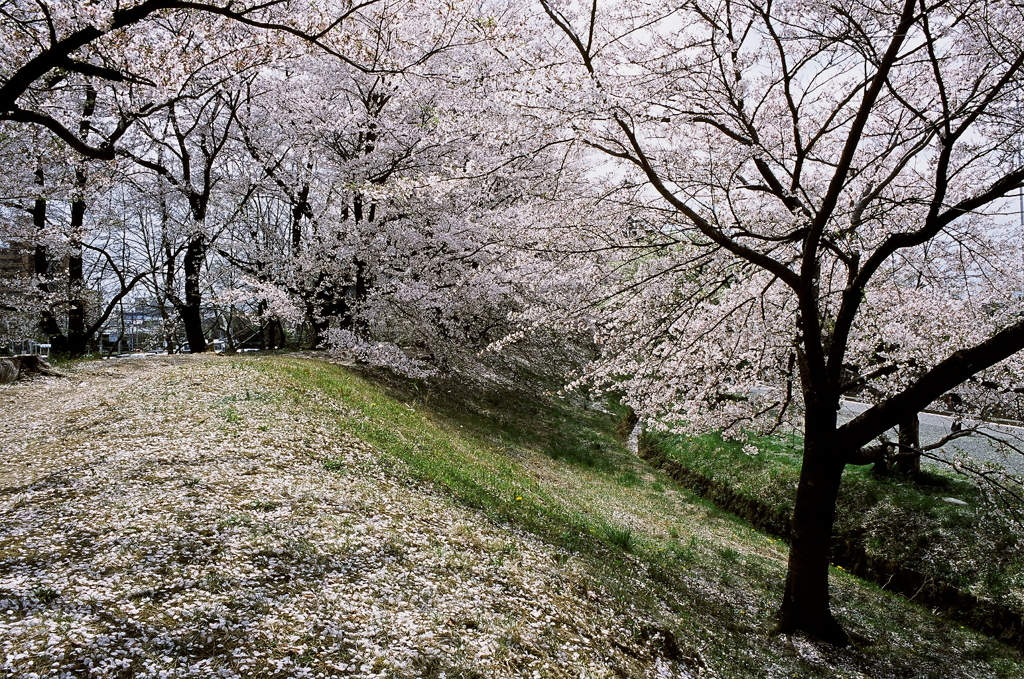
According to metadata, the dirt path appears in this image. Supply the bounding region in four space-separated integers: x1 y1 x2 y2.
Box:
0 355 690 679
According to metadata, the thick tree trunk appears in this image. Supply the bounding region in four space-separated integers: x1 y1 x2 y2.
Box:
32 168 64 342
66 85 95 357
67 174 88 356
161 235 178 354
775 403 849 646
896 414 921 476
291 183 308 254
66 250 86 354
336 259 368 333
257 300 269 350
274 318 286 349
310 310 329 348
181 235 207 353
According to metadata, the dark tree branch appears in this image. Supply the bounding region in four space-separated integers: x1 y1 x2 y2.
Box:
800 0 919 390
0 0 384 157
839 318 1024 451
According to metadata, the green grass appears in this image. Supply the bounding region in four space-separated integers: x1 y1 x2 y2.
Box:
600 523 635 551
648 430 1024 606
239 355 1024 678
254 358 616 551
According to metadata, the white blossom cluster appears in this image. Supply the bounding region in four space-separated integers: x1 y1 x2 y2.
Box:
326 329 436 379
499 0 1024 441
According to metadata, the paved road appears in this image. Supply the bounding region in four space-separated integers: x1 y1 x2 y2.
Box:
839 400 1024 474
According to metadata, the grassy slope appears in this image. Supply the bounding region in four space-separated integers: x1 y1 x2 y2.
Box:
648 431 1024 607
6 354 692 678
256 355 1024 678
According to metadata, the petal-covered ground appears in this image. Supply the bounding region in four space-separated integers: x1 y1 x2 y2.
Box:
0 355 691 678
2 354 1021 679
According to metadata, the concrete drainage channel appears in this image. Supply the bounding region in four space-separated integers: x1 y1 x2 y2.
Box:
637 444 1024 648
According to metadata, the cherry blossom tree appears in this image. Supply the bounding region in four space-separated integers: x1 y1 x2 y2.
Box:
3 0 553 362
11 0 1024 651
531 0 1024 644
214 0 588 378
0 0 392 352
0 0 385 157
124 87 253 353
302 5 600 384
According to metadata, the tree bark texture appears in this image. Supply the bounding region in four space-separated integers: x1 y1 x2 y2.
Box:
66 85 97 356
896 414 921 476
66 178 87 356
181 235 207 353
775 402 850 646
33 168 63 341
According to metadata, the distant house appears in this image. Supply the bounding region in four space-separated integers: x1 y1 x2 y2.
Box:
0 239 35 280
2 239 85 353
1 241 39 353
122 304 165 327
